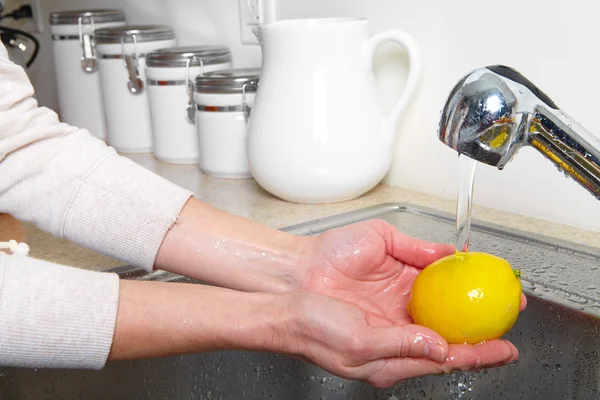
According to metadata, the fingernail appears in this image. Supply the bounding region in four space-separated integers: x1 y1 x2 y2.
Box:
425 342 447 363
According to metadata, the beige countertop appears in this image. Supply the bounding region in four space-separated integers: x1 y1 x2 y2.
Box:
22 154 600 272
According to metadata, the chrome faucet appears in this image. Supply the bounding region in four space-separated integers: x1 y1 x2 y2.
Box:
439 65 600 198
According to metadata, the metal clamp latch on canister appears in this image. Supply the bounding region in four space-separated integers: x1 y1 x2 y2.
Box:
78 16 97 73
120 34 144 95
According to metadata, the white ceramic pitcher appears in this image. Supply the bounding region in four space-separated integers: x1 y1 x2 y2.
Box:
246 17 420 203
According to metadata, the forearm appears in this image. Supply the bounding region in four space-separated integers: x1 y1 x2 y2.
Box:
155 198 314 293
109 279 284 361
0 251 284 368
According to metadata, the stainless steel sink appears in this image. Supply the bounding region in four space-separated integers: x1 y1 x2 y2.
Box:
2 203 600 400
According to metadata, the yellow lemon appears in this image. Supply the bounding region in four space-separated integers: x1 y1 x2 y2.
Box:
407 252 522 344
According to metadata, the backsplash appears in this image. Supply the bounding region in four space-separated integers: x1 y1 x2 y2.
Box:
8 0 600 232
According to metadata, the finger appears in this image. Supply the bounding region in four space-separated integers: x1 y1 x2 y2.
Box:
520 293 527 311
366 339 518 388
384 225 455 268
444 339 519 369
365 324 449 363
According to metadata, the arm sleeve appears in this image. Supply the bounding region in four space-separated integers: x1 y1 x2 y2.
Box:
0 252 120 369
0 43 192 271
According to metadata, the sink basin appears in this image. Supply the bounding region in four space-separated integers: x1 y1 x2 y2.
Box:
2 203 600 399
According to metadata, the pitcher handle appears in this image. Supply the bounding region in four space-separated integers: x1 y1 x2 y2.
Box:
367 30 421 130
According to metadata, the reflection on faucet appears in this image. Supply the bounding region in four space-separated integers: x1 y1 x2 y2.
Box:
438 65 600 199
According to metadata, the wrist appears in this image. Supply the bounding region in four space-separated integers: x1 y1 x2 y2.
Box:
231 291 303 356
280 234 315 291
243 291 317 358
219 291 291 353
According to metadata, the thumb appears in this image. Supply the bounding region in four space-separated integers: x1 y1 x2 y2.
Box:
364 324 448 363
384 225 455 268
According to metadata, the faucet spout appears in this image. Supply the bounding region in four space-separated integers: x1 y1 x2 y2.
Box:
439 65 600 198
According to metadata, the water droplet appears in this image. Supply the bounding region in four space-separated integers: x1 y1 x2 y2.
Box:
420 390 427 397
556 364 562 371
543 364 551 371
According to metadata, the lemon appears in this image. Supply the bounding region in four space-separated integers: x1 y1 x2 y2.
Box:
407 252 522 345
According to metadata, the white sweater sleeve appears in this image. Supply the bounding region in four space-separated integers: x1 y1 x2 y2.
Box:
0 43 192 368
0 252 119 369
0 43 192 269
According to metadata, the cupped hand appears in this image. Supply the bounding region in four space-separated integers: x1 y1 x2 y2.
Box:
294 219 526 382
279 290 519 388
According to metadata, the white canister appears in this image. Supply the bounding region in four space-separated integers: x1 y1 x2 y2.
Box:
50 9 126 140
95 25 177 153
194 68 261 179
145 46 232 164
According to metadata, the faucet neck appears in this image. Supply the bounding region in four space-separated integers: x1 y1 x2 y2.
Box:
528 107 600 198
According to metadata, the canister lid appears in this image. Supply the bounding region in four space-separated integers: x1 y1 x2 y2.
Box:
49 9 126 25
146 46 232 68
195 68 261 94
95 25 175 44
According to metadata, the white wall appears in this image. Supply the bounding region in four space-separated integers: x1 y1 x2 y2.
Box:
9 0 600 232
121 0 261 68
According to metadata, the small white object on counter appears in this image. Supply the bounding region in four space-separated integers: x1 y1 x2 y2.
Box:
95 25 177 154
50 10 126 140
145 46 232 164
0 240 30 256
194 68 260 179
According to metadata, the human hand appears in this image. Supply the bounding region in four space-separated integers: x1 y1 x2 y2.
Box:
296 220 526 378
276 290 519 388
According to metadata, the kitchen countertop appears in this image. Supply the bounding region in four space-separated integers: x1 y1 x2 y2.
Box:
21 154 600 272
